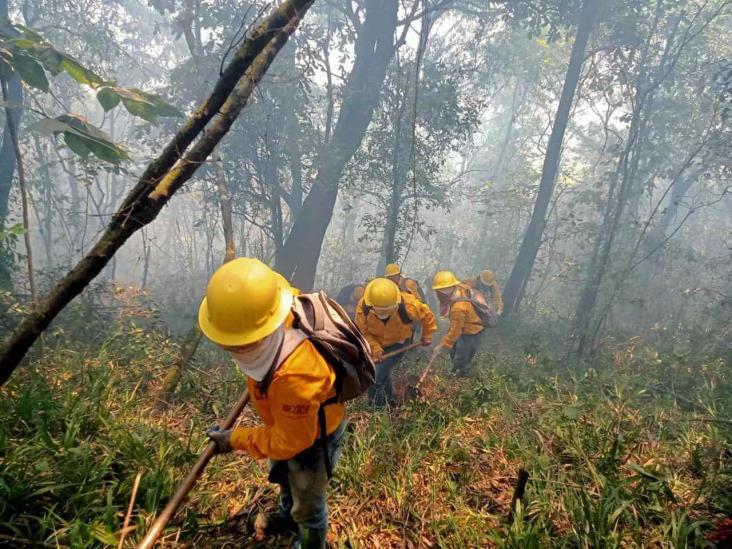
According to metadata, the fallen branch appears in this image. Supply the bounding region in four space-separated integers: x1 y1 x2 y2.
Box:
118 470 143 549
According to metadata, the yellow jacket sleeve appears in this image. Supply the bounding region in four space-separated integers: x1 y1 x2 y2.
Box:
441 305 467 349
411 300 437 340
355 300 383 355
230 372 326 461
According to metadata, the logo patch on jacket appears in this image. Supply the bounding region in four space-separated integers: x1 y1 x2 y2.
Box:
282 403 310 416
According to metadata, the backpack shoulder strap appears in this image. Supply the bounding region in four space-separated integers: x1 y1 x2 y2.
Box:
397 300 412 325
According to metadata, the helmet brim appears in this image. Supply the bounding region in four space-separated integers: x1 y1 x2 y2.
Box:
432 281 459 290
198 281 294 347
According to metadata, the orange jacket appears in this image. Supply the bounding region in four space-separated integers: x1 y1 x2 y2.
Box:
441 285 484 349
464 277 503 315
355 292 437 355
230 336 345 461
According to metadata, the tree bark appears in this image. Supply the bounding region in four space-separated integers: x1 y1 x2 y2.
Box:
276 0 398 291
0 0 315 386
0 0 21 227
501 0 600 317
381 61 408 270
1 78 36 304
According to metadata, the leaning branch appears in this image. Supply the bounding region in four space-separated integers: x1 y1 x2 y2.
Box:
0 0 315 387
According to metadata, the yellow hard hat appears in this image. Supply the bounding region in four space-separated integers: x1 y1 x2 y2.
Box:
479 270 495 285
364 278 402 308
384 263 401 277
198 258 294 347
432 270 460 290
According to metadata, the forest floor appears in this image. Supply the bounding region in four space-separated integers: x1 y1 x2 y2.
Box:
1 307 731 548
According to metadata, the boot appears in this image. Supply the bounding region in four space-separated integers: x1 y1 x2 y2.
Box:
295 527 327 549
247 509 298 539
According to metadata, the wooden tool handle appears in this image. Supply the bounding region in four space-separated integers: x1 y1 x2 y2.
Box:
378 342 421 361
137 390 251 549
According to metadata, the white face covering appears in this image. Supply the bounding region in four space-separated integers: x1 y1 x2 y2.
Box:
229 325 285 382
373 305 397 320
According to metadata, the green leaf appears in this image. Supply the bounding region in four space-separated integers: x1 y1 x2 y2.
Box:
95 85 182 122
7 223 25 236
37 46 63 75
96 87 120 111
12 52 48 91
58 53 103 87
0 222 25 242
8 38 40 50
90 523 119 546
131 88 183 118
628 463 662 482
37 46 102 86
0 46 14 79
13 24 46 44
28 117 74 135
120 95 158 123
29 114 128 163
63 131 92 158
58 114 128 163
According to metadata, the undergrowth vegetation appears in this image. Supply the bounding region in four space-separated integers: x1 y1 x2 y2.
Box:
1 311 731 548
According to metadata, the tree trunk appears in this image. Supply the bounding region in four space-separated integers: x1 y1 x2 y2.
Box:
0 0 315 386
644 174 696 253
0 75 21 224
276 0 398 291
501 0 600 317
1 78 36 304
0 0 21 227
572 3 688 356
381 63 408 270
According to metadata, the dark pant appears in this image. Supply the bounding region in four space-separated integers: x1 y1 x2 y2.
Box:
268 420 347 547
450 331 483 376
368 340 410 407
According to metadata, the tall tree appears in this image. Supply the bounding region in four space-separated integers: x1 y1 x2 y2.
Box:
501 0 600 316
572 0 730 356
276 0 399 290
0 0 22 288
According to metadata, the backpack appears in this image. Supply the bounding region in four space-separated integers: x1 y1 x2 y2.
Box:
335 283 364 307
399 277 426 302
452 287 498 329
258 291 375 477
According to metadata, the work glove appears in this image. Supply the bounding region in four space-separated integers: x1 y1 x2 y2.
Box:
206 425 233 454
420 336 432 347
372 348 384 363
